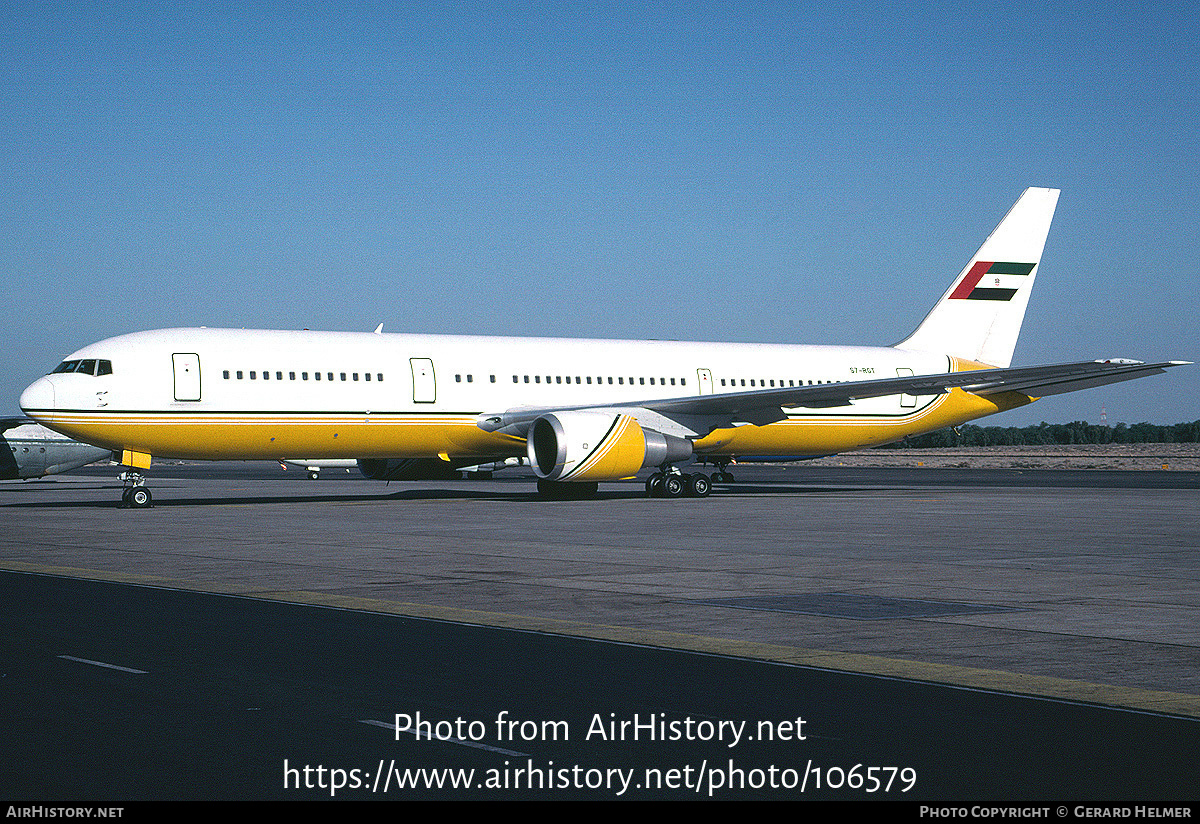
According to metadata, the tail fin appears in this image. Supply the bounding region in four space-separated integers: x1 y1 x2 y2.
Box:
896 187 1060 368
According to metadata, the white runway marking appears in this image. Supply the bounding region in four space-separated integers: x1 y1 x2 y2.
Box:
57 655 148 674
359 718 528 757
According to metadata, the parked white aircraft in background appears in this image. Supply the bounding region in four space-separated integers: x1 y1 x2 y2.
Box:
280 459 358 480
281 457 524 480
1 418 112 480
19 188 1187 506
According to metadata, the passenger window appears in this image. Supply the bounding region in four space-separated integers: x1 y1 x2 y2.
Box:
223 370 230 379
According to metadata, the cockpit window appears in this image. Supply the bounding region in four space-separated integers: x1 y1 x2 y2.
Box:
50 359 112 376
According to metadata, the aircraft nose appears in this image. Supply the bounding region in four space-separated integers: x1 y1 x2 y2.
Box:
20 377 55 417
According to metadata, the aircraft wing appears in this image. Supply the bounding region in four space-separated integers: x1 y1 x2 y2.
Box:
478 359 1190 436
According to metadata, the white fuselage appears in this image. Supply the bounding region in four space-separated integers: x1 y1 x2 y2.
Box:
19 327 1015 465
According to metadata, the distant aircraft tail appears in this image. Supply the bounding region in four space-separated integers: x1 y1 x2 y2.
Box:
896 187 1060 368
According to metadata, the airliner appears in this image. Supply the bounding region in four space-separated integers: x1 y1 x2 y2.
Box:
18 188 1188 506
1 418 112 480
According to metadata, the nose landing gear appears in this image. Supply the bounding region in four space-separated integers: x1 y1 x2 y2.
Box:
118 471 153 508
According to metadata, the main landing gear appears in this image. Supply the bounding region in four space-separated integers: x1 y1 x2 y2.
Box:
644 470 711 498
696 459 736 485
118 471 153 508
644 461 738 498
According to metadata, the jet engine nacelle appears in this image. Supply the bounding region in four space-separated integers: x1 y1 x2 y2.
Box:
526 411 693 482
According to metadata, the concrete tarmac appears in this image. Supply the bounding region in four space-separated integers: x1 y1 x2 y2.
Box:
4 569 1196 800
3 463 1198 720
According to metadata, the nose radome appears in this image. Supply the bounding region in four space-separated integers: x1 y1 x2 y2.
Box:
19 377 55 416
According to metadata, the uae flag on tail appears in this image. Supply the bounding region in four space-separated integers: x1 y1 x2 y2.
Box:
949 261 1036 301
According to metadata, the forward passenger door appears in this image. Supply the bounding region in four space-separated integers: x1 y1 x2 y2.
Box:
172 353 201 401
410 358 436 403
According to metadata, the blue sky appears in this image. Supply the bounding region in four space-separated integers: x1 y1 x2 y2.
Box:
3 2 1196 426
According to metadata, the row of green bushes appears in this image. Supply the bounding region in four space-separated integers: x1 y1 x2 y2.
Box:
881 421 1200 448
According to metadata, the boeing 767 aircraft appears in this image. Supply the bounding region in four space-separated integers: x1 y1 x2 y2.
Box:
19 188 1188 506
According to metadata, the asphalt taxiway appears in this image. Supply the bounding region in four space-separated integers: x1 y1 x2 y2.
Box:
2 463 1198 799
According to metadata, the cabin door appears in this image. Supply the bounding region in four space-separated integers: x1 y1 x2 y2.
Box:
410 358 436 403
896 367 917 408
172 353 201 401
